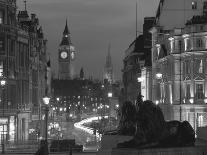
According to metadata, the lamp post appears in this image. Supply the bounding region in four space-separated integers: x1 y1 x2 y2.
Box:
0 78 6 154
42 96 50 154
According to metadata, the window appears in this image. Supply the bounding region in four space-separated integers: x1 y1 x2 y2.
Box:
198 114 204 127
0 37 5 52
197 38 203 48
184 38 191 51
178 40 182 52
186 60 191 74
196 83 204 99
199 59 203 73
0 10 3 24
186 84 191 99
192 1 197 10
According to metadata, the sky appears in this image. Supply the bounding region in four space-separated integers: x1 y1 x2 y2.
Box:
17 0 160 80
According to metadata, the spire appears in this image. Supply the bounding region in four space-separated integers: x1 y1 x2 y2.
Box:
60 19 71 46
63 19 70 35
80 67 84 80
23 0 27 11
104 43 113 84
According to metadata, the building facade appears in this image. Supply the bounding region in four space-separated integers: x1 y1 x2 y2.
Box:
151 0 207 132
122 35 144 103
123 17 154 103
0 0 48 142
58 20 76 80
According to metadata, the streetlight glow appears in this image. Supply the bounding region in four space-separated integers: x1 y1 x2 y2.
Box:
108 92 112 98
43 96 50 105
156 73 162 79
0 79 6 86
137 77 144 82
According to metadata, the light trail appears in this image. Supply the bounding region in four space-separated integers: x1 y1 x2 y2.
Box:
74 116 108 139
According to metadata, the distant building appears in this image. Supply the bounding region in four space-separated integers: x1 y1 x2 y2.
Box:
51 79 109 121
58 20 76 80
151 0 207 131
104 44 113 84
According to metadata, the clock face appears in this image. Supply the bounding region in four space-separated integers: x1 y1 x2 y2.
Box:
60 51 68 59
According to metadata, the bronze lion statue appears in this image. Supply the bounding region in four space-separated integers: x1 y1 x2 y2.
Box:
117 100 195 148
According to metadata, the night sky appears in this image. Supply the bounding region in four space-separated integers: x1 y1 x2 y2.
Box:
17 0 159 80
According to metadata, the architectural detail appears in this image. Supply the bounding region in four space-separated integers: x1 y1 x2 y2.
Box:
58 20 76 80
151 0 207 132
122 17 154 103
104 44 113 84
0 0 49 142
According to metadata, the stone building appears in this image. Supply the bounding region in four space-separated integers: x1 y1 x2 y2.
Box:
122 35 144 103
0 0 48 142
122 17 154 103
151 0 207 131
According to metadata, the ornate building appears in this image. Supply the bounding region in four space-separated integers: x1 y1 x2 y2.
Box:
151 0 207 131
58 20 76 80
122 35 144 103
122 17 154 103
0 0 48 142
104 44 113 84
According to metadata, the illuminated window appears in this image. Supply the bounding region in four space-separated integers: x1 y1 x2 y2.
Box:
195 83 204 99
199 60 203 73
198 114 203 127
0 11 3 24
184 38 191 51
192 1 197 10
0 61 3 76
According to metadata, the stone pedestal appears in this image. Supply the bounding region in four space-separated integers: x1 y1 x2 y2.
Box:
111 146 207 155
96 135 132 155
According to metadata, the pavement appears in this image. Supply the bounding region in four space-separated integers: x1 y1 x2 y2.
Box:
3 152 96 155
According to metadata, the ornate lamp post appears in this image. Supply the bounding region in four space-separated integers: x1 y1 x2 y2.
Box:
0 78 6 154
42 96 50 154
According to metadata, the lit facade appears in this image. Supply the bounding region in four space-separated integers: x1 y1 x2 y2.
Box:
151 0 207 131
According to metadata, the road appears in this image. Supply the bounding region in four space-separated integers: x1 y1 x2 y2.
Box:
61 120 100 152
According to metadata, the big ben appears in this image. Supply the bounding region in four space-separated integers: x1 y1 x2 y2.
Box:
58 20 75 79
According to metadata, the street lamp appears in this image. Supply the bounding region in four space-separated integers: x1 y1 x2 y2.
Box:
42 96 50 154
0 78 6 154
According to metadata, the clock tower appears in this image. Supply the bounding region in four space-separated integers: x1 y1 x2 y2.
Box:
58 20 76 79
